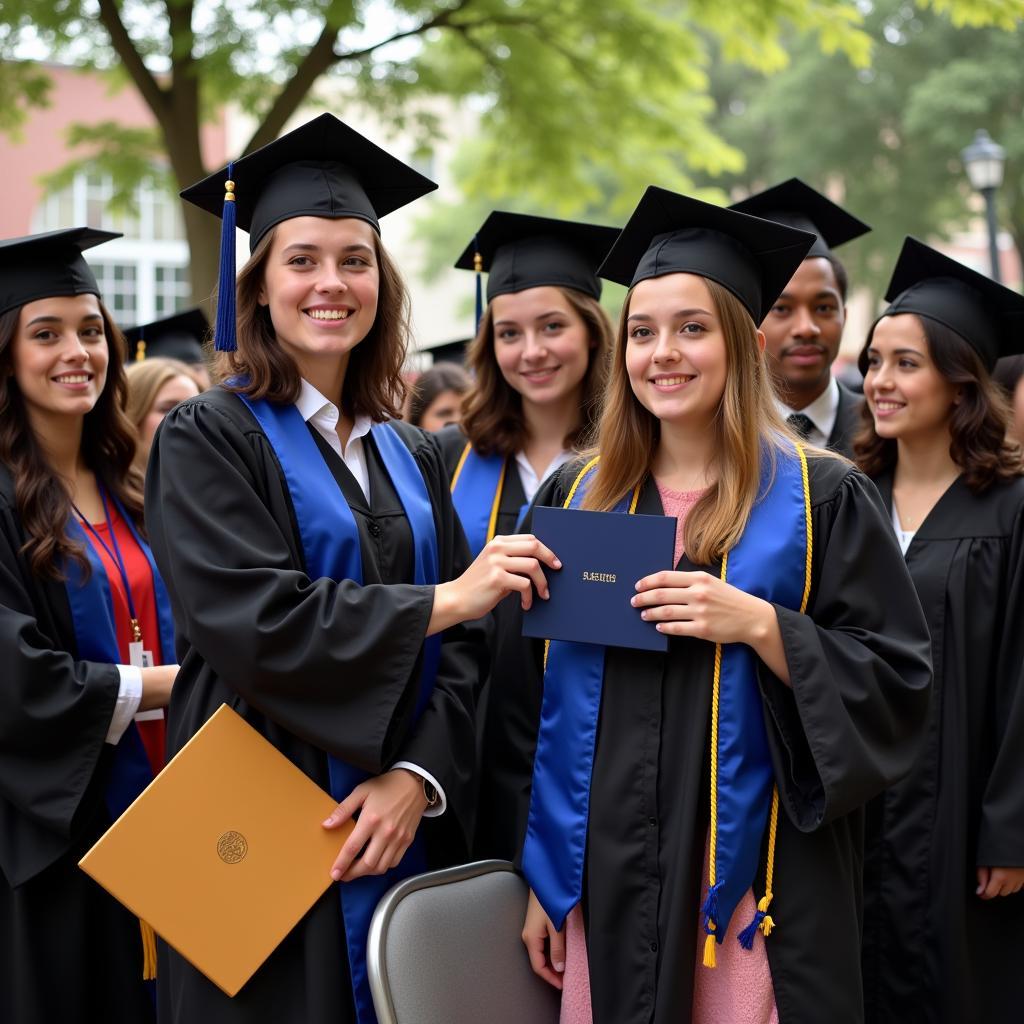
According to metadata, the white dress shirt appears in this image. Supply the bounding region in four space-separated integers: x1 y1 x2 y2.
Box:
890 502 916 557
514 448 573 504
777 376 840 449
296 380 446 815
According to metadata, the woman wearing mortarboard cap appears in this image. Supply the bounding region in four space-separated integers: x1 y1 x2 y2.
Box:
0 228 179 1023
149 114 559 1024
855 238 1024 1023
512 188 933 1023
438 211 617 861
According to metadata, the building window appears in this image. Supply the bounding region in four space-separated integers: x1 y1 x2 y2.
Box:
90 262 138 323
31 164 189 325
154 265 190 316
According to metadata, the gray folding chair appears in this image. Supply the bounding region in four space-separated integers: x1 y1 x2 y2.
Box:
367 859 561 1024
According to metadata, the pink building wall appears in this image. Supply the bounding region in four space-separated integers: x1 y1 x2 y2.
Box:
0 61 228 236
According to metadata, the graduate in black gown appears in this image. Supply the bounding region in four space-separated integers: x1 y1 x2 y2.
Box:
148 115 559 1024
732 180 869 456
438 213 617 859
855 238 1024 1024
0 229 177 1024
514 190 933 1024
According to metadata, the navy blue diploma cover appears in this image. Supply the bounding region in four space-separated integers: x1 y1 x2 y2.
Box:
523 505 676 652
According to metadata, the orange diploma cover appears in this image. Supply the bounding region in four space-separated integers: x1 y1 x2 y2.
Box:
79 703 351 996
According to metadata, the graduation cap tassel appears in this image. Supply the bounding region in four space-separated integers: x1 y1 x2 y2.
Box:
139 918 157 980
214 164 238 353
134 339 146 362
473 237 483 332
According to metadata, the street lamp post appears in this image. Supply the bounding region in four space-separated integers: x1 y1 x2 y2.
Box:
961 129 1006 284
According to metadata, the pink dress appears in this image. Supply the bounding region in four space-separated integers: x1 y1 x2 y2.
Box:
559 482 778 1024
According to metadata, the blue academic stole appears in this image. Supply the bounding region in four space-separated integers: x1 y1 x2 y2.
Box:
522 444 812 962
449 442 507 558
239 395 442 1024
63 494 176 822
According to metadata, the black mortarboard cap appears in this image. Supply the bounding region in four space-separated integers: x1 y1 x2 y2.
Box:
864 236 1024 371
180 113 438 351
598 187 815 323
0 227 122 318
180 112 437 251
124 307 210 364
730 178 870 259
453 212 621 304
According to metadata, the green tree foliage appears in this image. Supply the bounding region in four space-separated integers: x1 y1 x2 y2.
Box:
696 0 1024 299
1 1 1019 306
0 0 880 303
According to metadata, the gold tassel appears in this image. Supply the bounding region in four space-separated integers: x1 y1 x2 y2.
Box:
703 931 717 968
140 919 158 980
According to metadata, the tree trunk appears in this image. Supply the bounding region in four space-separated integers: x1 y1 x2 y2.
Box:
181 204 222 315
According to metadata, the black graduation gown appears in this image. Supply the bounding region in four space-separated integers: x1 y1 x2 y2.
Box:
146 388 486 1024
862 472 1024 1024
0 467 155 1024
437 426 542 859
513 454 932 1024
826 380 863 459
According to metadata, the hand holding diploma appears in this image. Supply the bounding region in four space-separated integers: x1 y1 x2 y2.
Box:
632 570 792 684
323 768 430 882
428 534 562 635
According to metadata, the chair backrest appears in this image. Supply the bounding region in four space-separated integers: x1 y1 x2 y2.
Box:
367 859 561 1024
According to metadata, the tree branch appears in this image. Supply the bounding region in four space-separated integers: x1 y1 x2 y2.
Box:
245 0 477 154
95 0 167 119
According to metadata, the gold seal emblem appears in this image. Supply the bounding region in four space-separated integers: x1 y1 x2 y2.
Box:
217 830 248 864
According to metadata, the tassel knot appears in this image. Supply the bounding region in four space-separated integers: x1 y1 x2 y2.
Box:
737 909 766 950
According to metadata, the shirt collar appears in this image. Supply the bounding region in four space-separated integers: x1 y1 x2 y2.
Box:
297 378 373 445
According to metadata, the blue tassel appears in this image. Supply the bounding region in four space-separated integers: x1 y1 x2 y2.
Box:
701 881 721 935
737 910 766 950
214 162 237 352
473 235 483 332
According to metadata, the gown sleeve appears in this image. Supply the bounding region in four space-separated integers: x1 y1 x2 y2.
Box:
758 461 934 830
386 428 490 848
146 398 469 781
0 498 119 844
976 497 1024 868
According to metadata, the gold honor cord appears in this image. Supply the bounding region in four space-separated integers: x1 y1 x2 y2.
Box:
448 442 472 492
449 442 508 547
704 441 814 967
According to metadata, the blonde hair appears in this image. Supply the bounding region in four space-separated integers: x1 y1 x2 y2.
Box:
125 357 199 475
583 278 812 565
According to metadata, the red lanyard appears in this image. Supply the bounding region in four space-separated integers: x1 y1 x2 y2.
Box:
73 487 143 644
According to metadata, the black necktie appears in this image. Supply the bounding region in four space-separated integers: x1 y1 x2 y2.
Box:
787 412 816 441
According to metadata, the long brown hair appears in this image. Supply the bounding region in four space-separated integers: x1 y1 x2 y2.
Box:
582 278 809 566
854 314 1023 490
0 301 143 579
217 223 412 419
460 287 612 457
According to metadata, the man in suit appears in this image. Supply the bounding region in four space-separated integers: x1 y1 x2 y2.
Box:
732 179 869 457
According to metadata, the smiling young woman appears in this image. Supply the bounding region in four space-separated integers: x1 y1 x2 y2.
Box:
149 115 558 1024
511 190 932 1024
0 229 177 1024
434 213 618 863
854 238 1024 1024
